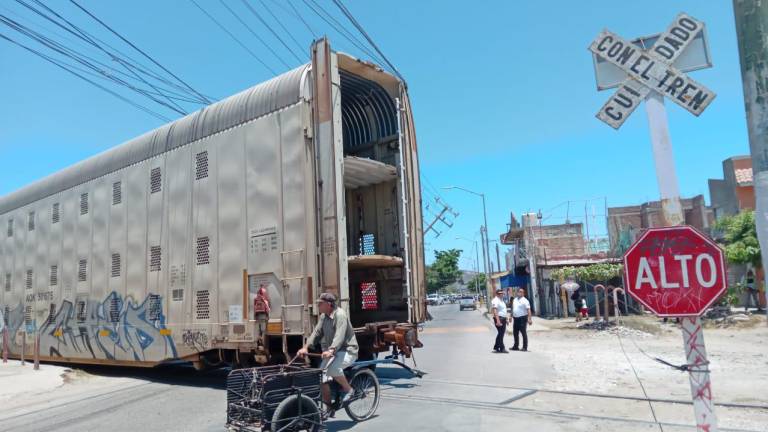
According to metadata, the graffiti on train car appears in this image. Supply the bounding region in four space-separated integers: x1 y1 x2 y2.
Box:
2 292 177 362
181 329 209 351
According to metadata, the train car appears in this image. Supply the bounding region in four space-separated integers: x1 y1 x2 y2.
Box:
0 39 426 369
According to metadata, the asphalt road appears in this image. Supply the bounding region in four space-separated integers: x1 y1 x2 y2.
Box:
2 305 762 431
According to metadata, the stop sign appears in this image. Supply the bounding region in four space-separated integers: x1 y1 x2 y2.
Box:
622 226 727 317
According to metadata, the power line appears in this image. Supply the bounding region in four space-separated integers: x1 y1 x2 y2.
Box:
240 0 304 64
216 0 292 69
284 0 317 39
67 0 213 105
189 0 278 75
0 31 171 122
257 0 307 55
14 0 212 105
330 0 404 81
300 0 386 65
0 14 189 116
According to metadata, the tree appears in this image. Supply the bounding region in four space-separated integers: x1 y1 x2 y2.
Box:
464 273 486 294
550 263 623 283
714 211 761 306
426 249 462 293
714 210 761 267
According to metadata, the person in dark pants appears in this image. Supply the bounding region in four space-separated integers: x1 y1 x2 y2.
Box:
511 288 532 351
491 289 508 353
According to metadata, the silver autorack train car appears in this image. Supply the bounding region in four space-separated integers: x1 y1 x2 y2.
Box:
0 40 426 368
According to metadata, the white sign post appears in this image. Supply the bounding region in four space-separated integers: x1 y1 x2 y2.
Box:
590 13 719 432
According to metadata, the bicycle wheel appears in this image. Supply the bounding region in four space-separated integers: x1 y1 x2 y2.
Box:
344 368 380 421
270 394 322 432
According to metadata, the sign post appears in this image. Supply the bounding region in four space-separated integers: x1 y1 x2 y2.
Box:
591 13 720 432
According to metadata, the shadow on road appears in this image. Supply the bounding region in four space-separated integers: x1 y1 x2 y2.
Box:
326 416 379 431
49 361 229 390
376 365 421 389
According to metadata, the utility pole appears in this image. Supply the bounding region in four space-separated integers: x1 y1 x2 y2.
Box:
495 242 502 272
424 198 458 238
733 0 768 320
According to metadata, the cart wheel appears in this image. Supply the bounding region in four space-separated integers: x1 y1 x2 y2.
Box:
271 394 321 432
344 368 380 422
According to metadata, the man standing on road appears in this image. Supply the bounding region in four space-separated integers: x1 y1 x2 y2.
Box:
511 288 532 352
491 288 508 353
298 293 358 407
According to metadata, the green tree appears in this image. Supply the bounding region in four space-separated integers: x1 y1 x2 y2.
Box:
714 210 761 306
714 210 761 267
464 273 486 293
550 262 623 283
426 249 463 293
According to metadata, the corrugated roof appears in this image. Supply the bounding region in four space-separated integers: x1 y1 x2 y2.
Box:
735 168 753 186
0 65 310 215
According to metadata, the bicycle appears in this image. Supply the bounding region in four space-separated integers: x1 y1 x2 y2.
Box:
226 352 381 432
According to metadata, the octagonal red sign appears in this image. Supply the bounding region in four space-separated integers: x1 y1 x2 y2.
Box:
622 226 727 317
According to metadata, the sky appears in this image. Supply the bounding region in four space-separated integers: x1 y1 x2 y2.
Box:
0 1 750 270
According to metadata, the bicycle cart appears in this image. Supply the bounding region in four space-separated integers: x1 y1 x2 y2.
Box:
226 354 424 432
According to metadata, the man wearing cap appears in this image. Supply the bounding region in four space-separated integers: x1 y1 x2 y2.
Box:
491 288 509 353
298 292 358 406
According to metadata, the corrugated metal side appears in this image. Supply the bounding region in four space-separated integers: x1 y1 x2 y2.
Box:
0 65 309 216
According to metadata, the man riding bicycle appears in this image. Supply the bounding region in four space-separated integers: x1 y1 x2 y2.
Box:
297 293 358 408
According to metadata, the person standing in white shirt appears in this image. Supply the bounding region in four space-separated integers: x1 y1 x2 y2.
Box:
490 289 509 353
511 288 532 351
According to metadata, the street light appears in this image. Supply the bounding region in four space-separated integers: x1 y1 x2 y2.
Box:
456 236 481 298
443 186 491 298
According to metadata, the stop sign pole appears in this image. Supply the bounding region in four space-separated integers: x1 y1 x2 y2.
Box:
590 13 720 432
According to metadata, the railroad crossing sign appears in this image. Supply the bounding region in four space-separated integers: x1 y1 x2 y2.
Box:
589 13 716 129
623 226 727 317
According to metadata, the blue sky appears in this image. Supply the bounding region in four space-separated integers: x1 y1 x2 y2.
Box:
0 1 749 269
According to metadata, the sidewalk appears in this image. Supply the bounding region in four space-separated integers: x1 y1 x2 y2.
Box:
0 360 68 403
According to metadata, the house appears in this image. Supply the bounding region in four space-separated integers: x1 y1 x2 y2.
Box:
708 155 755 219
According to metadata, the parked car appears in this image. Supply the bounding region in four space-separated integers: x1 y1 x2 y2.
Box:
427 294 440 306
459 296 476 311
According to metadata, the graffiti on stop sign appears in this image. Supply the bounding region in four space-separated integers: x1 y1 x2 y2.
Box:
623 226 727 317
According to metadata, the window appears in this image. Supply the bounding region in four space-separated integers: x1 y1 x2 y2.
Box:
52 203 60 224
113 181 122 205
28 211 35 231
150 246 161 272
360 282 379 311
195 290 210 320
78 259 87 282
80 193 89 215
4 273 10 292
25 269 33 290
7 219 13 237
195 151 209 180
111 253 121 278
196 236 210 265
150 168 162 194
50 265 58 286
148 294 161 321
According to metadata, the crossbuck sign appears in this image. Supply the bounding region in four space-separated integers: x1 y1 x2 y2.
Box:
589 13 716 129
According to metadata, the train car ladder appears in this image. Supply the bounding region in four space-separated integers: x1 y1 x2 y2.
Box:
279 249 308 359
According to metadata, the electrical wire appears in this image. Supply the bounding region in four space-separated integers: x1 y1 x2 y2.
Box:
0 14 189 116
0 31 171 122
330 0 404 81
13 0 213 105
300 0 386 65
240 0 304 64
284 0 317 38
189 0 278 75
67 0 213 104
257 0 307 55
216 0 291 69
